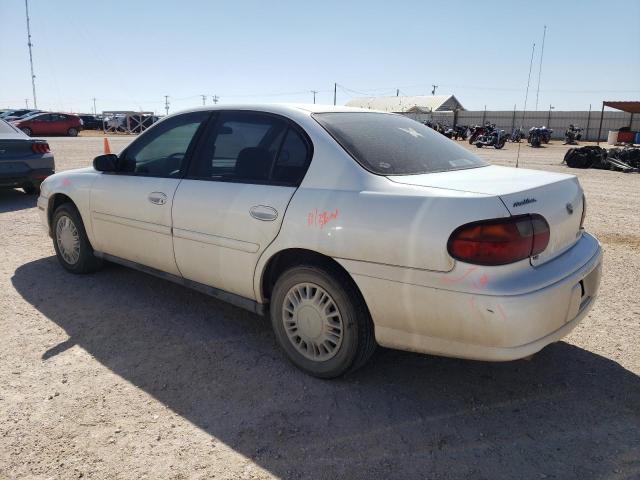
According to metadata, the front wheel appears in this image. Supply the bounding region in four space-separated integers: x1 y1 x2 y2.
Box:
270 265 376 378
52 203 103 273
67 127 79 137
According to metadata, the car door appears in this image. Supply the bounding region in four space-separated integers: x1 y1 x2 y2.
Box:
90 111 210 275
29 114 50 135
172 111 313 299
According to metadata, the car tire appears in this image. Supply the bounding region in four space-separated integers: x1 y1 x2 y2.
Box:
21 127 32 136
22 182 40 195
270 264 376 378
52 203 103 274
67 127 79 137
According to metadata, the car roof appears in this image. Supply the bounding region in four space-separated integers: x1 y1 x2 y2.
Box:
174 103 393 116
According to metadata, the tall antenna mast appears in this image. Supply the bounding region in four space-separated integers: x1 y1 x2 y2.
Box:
516 42 536 168
534 25 546 111
24 0 37 109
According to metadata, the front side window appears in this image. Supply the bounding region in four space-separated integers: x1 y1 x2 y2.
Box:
120 111 209 178
190 111 311 186
313 112 488 175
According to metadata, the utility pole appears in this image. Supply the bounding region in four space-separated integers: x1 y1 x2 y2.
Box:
24 0 37 108
547 104 554 126
431 84 438 95
333 83 337 106
535 25 547 111
92 97 97 115
396 88 400 97
25 98 29 108
211 95 219 104
164 95 170 116
310 90 318 104
200 95 207 106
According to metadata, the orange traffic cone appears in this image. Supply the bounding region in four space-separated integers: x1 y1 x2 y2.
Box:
103 137 111 154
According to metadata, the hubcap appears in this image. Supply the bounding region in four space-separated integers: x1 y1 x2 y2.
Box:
282 282 344 361
56 215 80 265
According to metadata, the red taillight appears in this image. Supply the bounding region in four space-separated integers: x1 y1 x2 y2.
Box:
448 214 550 266
31 142 50 154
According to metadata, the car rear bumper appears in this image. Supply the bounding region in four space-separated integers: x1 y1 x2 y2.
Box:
340 232 603 361
0 167 55 188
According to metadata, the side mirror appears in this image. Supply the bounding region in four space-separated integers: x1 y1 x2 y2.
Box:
93 154 118 172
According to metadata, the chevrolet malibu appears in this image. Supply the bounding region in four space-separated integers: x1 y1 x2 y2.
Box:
37 105 602 378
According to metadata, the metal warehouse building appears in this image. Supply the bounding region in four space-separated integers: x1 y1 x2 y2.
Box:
345 95 465 113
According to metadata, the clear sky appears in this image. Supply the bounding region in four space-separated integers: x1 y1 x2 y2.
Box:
1 0 639 114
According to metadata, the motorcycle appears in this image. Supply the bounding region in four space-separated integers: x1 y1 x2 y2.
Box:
564 124 583 145
509 127 525 143
474 127 507 149
531 125 553 143
528 126 545 147
453 125 468 140
468 123 491 144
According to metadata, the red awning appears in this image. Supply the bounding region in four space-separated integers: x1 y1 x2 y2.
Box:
602 101 640 114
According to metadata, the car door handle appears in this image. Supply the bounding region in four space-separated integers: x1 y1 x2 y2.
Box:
148 192 167 205
250 205 278 221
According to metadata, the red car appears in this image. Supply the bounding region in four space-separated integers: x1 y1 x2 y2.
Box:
13 112 83 137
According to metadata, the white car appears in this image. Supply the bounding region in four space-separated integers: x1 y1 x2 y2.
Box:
38 105 602 377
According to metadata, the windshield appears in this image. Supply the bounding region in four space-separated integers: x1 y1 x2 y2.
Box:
313 112 488 175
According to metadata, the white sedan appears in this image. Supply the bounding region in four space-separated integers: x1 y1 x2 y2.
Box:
37 105 602 377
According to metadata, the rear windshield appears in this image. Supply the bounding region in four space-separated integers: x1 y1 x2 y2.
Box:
0 119 21 134
313 112 488 175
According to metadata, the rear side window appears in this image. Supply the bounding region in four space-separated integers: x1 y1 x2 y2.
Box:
190 111 311 186
313 112 487 175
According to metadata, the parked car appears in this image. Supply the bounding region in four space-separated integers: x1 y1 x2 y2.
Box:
2 109 42 122
37 105 602 378
78 114 104 130
13 112 83 137
0 118 54 194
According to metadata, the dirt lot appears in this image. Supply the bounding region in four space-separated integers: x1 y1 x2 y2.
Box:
1 136 638 479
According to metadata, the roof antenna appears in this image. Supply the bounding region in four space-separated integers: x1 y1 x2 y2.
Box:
516 42 536 169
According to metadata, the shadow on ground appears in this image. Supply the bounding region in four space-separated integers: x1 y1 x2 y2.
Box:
12 257 640 479
0 189 36 213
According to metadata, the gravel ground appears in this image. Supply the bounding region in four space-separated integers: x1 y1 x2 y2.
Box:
1 135 638 480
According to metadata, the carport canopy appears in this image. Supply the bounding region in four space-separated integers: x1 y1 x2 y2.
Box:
597 100 640 144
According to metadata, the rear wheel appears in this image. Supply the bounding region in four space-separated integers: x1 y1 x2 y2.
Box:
270 264 376 378
67 127 79 137
475 142 483 148
21 127 32 136
52 203 103 273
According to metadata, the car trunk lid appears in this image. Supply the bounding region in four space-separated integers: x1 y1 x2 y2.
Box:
0 138 36 160
387 165 584 265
